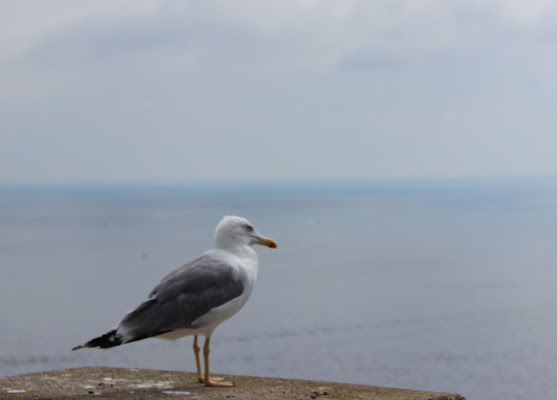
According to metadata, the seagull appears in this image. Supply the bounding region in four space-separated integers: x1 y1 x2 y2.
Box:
72 216 277 387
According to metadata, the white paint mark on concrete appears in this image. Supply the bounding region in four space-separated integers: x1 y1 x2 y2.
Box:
102 377 126 383
132 380 174 389
163 390 192 396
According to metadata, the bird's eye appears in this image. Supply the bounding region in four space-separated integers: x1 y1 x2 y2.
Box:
245 225 254 232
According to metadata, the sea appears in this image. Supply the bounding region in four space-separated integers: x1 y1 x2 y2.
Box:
1 179 557 400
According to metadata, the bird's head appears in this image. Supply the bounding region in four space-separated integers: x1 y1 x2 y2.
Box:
215 216 277 250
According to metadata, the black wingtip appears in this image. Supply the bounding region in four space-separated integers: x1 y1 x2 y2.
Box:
73 329 123 350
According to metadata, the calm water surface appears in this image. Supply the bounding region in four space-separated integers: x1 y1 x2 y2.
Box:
1 181 557 400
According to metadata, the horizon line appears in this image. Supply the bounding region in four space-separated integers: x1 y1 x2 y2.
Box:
2 175 557 190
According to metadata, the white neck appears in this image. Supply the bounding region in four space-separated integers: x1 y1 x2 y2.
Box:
218 242 257 260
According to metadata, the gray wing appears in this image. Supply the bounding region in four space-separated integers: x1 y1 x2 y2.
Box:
118 253 244 342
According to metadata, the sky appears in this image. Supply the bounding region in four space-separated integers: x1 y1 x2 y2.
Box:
1 0 557 184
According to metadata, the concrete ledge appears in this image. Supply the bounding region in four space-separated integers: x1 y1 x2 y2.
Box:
1 367 465 400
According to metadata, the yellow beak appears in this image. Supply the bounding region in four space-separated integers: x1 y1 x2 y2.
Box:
256 236 277 248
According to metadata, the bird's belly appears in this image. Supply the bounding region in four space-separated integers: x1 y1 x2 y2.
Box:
191 293 250 333
156 328 198 341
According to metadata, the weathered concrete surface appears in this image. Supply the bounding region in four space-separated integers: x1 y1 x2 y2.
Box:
0 367 465 400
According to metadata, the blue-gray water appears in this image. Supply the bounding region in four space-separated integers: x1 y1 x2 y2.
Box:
2 180 557 400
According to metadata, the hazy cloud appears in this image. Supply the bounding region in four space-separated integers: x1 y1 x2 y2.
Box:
1 0 557 183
